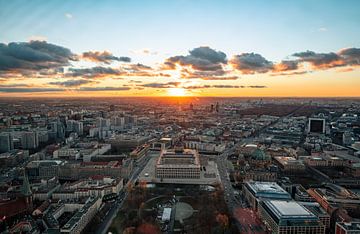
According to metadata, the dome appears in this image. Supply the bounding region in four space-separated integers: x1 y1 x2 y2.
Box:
251 148 270 161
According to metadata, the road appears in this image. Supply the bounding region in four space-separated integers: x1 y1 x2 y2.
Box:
215 107 306 233
96 154 151 234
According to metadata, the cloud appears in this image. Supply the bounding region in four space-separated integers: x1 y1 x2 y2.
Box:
0 41 77 75
229 53 273 74
66 66 122 78
338 48 360 65
49 79 97 87
130 49 158 55
318 27 327 32
139 82 181 88
78 86 131 91
65 13 73 19
0 87 64 93
126 63 152 71
183 85 266 89
292 50 344 69
270 71 308 76
272 60 299 72
248 85 267 88
163 46 227 72
66 65 170 79
28 35 47 42
82 51 131 64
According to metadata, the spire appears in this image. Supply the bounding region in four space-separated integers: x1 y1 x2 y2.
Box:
21 170 32 197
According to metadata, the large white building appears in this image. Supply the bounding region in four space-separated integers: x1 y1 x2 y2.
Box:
155 148 201 179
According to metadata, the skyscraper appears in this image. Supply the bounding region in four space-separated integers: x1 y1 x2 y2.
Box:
0 132 14 153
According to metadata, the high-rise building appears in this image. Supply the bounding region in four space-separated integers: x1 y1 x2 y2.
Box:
21 131 39 149
308 118 325 134
0 132 14 153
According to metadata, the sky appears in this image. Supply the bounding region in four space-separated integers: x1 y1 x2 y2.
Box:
0 0 360 97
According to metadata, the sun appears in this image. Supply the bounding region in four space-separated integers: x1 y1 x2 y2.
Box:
167 88 186 96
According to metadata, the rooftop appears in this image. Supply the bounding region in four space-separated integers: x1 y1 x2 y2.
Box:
337 222 360 231
266 200 314 218
245 181 291 200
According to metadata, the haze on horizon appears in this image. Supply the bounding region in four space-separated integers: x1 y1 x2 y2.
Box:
0 0 360 97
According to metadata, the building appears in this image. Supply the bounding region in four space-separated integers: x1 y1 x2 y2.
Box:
152 137 173 150
0 132 14 153
301 202 331 229
258 200 325 234
274 156 306 172
52 176 123 200
335 222 360 234
21 131 39 149
0 172 33 220
308 118 325 134
243 181 291 210
307 184 360 214
44 196 101 234
26 160 65 180
58 160 131 180
155 148 201 179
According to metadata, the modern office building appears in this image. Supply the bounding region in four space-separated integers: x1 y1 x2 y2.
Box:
259 200 325 234
155 148 201 179
243 181 292 210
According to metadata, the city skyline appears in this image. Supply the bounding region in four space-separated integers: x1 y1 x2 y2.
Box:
1 0 360 97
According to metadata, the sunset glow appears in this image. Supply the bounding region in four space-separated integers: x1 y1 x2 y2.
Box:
167 88 187 97
0 0 359 97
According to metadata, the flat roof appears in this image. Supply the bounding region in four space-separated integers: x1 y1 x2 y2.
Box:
246 181 291 200
337 222 360 231
267 200 314 217
162 207 172 221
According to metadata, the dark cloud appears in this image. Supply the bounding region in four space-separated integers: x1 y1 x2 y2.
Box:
82 51 131 64
66 66 170 78
272 60 299 72
230 53 273 74
292 50 343 69
248 85 267 88
139 82 181 88
0 41 77 75
66 66 122 78
78 86 131 91
49 79 96 87
163 46 227 72
126 63 152 71
0 87 64 93
129 80 143 83
270 71 308 76
0 83 29 88
338 48 360 65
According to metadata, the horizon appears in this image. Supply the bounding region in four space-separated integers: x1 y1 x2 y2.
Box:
1 0 360 97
